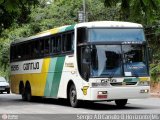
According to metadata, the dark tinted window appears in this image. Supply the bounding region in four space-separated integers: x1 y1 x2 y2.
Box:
62 32 74 52
10 30 74 62
51 36 61 54
44 39 50 55
77 27 87 44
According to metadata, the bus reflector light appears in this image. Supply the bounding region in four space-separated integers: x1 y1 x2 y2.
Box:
97 95 107 99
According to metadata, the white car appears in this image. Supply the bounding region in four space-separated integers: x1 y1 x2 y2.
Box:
0 77 10 94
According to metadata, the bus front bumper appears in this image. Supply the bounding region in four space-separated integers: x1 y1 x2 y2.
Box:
89 86 150 101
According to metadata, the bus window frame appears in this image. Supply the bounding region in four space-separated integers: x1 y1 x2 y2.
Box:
10 30 75 62
61 31 74 54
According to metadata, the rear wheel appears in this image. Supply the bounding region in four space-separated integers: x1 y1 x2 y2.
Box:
69 84 80 108
19 82 26 101
25 84 32 102
115 99 128 108
22 92 26 101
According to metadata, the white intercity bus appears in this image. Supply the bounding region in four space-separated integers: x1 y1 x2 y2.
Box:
10 21 150 108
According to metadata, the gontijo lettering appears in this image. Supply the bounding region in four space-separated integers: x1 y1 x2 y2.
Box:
23 62 39 70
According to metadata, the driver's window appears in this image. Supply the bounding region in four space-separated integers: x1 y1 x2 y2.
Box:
81 46 91 80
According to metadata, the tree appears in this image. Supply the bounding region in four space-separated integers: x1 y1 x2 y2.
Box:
0 0 39 33
103 0 160 25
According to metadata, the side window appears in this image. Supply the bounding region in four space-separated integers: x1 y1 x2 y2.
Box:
26 42 32 59
66 32 74 51
24 43 29 60
39 39 44 56
33 40 40 58
16 45 21 60
56 35 61 53
30 41 35 58
21 44 25 60
50 38 53 53
44 38 50 55
62 34 66 52
10 46 15 61
51 35 61 54
14 45 18 60
19 43 26 60
52 37 58 53
62 32 74 53
77 27 87 44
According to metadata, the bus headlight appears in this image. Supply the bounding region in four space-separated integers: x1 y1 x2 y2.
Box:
138 81 150 86
92 82 109 87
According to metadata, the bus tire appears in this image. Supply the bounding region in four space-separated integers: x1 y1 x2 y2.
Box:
7 90 10 94
22 92 26 101
69 84 80 108
19 82 26 101
115 99 128 108
25 83 32 102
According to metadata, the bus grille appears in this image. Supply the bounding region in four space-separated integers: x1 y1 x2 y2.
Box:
110 82 137 86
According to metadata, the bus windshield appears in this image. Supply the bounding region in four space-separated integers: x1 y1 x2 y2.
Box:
90 45 148 77
89 28 145 42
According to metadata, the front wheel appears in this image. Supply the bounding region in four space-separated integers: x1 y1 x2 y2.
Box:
69 84 80 108
7 90 10 94
115 99 128 108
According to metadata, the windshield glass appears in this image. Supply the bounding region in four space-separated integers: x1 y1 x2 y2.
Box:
89 28 145 42
122 45 148 77
90 45 123 77
89 45 148 77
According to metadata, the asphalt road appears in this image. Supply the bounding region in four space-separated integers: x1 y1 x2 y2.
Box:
0 93 160 120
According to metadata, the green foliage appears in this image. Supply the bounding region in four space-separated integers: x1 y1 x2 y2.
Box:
103 0 160 25
150 63 160 83
0 0 39 32
87 0 120 21
0 38 10 71
129 0 160 25
144 24 160 82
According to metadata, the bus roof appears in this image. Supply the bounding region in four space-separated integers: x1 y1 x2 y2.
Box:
12 24 75 45
75 21 143 28
11 21 143 45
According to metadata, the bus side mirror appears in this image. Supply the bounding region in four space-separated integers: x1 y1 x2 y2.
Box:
148 47 153 63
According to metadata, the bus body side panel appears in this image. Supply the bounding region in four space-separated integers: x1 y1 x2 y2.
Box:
44 56 65 98
10 56 77 98
57 55 84 99
10 58 50 96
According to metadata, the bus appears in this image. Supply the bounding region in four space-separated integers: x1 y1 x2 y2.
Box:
10 21 150 108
